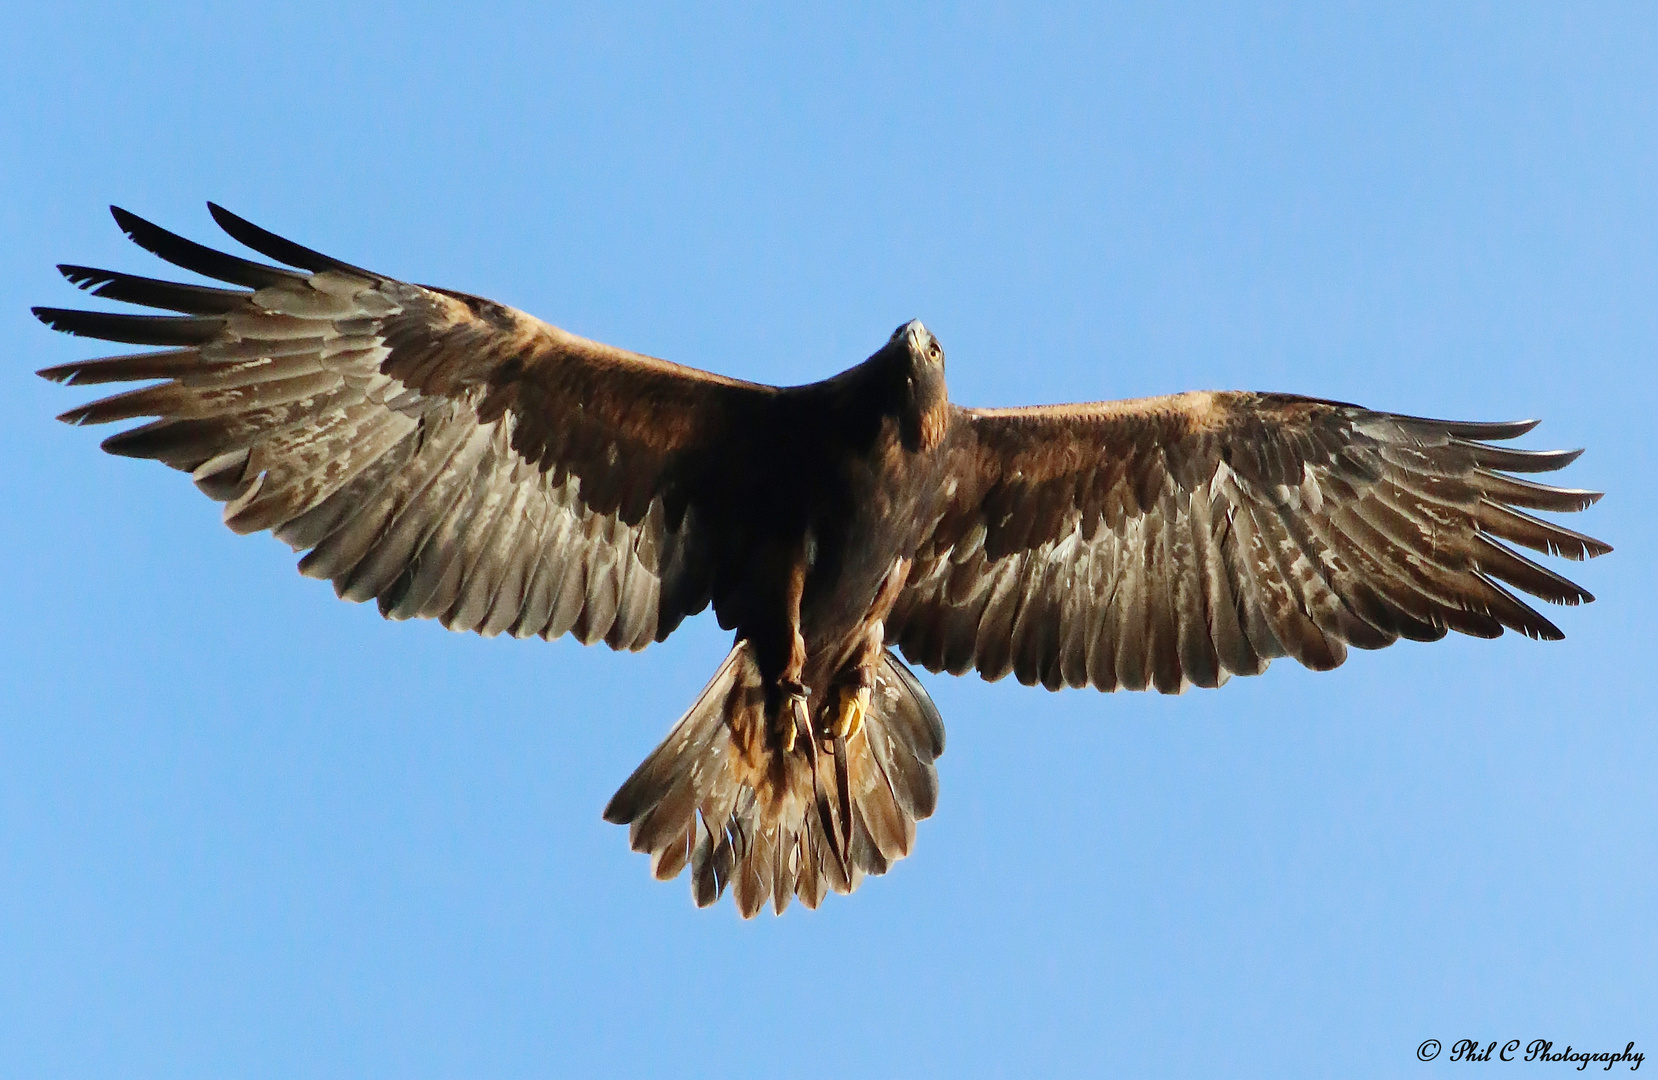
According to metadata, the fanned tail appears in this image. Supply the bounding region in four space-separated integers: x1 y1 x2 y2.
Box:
603 643 945 916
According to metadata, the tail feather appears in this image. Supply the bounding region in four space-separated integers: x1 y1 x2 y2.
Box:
603 642 945 916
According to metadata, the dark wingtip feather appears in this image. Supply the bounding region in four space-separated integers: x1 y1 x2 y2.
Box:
109 204 150 240
55 263 246 314
56 397 122 425
1456 440 1586 474
1451 418 1541 440
1475 500 1612 561
98 420 185 460
1473 572 1569 641
58 264 106 288
1394 415 1542 441
99 429 144 455
31 306 222 346
109 205 299 289
207 202 377 278
37 349 205 387
1475 470 1604 513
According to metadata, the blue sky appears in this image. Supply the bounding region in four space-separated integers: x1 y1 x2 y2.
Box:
2 4 1653 1077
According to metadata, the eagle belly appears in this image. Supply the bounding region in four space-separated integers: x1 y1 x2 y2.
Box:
797 414 950 657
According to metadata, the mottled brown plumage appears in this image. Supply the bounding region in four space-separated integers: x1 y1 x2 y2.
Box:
37 206 1609 915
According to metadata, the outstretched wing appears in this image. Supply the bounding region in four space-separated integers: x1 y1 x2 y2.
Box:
37 205 774 647
889 391 1610 693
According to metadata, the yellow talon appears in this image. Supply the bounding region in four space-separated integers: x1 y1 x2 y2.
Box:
831 685 870 742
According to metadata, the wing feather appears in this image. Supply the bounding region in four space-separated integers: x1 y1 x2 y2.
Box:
893 392 1606 692
38 206 776 649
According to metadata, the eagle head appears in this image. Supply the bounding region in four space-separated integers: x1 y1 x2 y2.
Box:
887 319 949 451
891 319 945 372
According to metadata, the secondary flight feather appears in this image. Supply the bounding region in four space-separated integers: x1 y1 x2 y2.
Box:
36 205 1609 916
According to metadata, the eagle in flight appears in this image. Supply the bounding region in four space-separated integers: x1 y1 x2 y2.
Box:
36 206 1609 917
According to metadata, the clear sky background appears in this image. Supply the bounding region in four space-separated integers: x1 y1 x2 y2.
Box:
2 4 1653 1078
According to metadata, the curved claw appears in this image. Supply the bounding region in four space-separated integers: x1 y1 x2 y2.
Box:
832 732 853 866
829 684 870 743
784 690 810 754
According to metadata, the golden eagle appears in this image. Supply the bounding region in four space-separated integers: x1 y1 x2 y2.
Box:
36 206 1610 916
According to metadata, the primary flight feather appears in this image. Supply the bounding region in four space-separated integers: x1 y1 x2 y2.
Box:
36 205 1610 916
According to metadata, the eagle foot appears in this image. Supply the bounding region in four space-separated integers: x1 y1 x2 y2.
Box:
826 683 870 744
